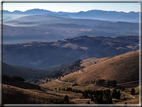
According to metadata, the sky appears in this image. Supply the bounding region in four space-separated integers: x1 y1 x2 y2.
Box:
3 3 140 13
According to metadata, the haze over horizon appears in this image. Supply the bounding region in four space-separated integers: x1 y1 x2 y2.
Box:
3 3 140 13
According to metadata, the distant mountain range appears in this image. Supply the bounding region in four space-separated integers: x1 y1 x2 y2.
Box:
2 9 139 44
3 9 139 22
3 35 139 69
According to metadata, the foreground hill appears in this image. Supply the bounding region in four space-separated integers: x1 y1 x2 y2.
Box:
3 35 139 69
2 83 70 104
61 51 139 83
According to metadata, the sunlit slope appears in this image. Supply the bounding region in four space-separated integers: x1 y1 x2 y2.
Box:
81 57 111 68
61 51 139 84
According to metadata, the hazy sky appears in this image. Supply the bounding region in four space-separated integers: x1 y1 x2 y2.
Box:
3 3 140 13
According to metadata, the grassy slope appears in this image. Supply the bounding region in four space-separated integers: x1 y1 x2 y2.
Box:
41 80 108 91
61 51 139 84
3 83 86 104
81 57 111 68
2 84 62 104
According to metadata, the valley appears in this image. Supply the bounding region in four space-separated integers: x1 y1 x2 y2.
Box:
2 50 140 105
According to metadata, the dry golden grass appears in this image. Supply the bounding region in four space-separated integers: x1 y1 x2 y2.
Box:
41 79 109 92
70 98 93 104
81 57 110 68
2 84 66 104
61 51 139 84
71 84 110 91
41 80 71 90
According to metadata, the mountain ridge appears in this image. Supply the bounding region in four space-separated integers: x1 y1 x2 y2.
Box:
3 9 139 15
3 35 139 69
3 9 139 23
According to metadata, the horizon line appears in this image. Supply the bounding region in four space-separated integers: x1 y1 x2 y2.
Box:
2 8 140 13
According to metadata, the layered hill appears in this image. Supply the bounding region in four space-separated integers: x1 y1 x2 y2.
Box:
3 35 139 69
3 17 139 43
61 51 139 83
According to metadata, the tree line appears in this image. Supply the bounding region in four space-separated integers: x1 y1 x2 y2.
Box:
2 74 25 82
56 87 123 104
89 79 117 87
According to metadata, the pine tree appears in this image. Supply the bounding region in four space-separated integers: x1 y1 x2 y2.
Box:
122 86 125 91
91 95 94 101
107 96 112 104
97 94 103 104
117 90 121 99
112 89 117 98
64 95 69 104
131 88 135 95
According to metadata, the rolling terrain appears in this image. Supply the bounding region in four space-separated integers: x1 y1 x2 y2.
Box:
61 51 139 84
3 35 139 69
